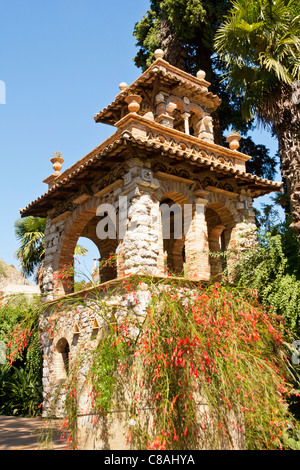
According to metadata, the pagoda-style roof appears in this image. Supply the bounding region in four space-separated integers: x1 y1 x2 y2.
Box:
20 129 282 218
94 55 221 127
20 49 282 219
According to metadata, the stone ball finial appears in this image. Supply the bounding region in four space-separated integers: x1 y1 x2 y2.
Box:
51 152 64 176
197 70 206 80
226 132 241 151
119 82 128 92
154 49 164 60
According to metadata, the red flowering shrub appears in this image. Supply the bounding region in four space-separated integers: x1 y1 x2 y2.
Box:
86 279 299 450
39 274 300 450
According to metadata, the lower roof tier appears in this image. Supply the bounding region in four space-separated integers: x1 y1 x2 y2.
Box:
21 131 282 219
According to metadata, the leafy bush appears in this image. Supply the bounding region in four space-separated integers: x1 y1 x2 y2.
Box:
0 365 42 417
0 295 43 417
228 228 300 339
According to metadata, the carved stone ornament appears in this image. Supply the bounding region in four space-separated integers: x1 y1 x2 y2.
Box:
125 95 142 114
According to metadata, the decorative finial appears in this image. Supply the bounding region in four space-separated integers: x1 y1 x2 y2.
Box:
125 94 142 114
154 49 164 60
51 152 64 176
119 82 128 92
226 131 241 150
197 70 206 80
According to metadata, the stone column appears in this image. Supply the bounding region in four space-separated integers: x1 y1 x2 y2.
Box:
182 112 191 135
155 93 175 128
117 160 161 277
208 224 225 281
195 116 214 143
185 195 210 281
40 219 66 300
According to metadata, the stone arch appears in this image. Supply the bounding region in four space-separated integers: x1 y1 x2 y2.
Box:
166 97 185 114
188 104 205 119
154 180 195 206
165 97 186 133
207 191 241 223
188 106 205 137
154 181 193 276
54 196 119 295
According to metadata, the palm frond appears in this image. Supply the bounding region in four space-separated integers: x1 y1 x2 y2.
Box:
74 245 89 257
214 0 300 122
14 217 46 277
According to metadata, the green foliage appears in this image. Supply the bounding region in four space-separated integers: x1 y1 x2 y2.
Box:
14 216 88 279
0 260 8 278
0 295 43 417
134 0 229 73
228 224 300 338
91 332 130 413
0 296 26 342
0 365 42 417
241 138 278 180
214 0 300 121
133 8 161 70
74 245 89 257
133 0 278 180
14 216 46 277
158 0 207 39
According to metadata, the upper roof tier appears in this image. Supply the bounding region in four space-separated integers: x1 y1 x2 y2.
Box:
20 50 282 218
94 49 221 127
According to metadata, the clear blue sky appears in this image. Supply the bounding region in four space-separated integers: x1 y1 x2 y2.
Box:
0 0 281 276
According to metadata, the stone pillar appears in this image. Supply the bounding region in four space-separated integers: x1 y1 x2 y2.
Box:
117 159 161 277
208 224 225 281
185 195 210 281
182 112 191 135
195 116 214 143
99 242 118 283
40 219 66 300
155 93 175 128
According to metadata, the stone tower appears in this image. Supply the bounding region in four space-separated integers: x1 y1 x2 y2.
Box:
21 50 282 449
21 49 281 298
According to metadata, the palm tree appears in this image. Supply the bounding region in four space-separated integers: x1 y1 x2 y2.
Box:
214 0 300 235
15 217 88 279
15 217 46 278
